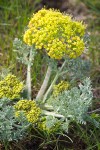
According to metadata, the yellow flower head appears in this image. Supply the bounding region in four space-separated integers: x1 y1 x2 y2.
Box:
23 8 86 59
53 80 70 97
0 74 24 100
38 118 61 134
14 99 41 123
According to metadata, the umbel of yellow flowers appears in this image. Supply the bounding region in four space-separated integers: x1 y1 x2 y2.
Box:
23 8 86 59
0 74 23 100
14 100 41 123
53 81 70 97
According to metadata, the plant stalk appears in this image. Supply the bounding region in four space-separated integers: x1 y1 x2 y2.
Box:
43 60 67 103
36 65 52 100
43 110 64 118
88 108 100 114
26 49 33 100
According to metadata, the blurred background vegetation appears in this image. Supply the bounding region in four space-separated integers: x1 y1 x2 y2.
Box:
0 0 100 149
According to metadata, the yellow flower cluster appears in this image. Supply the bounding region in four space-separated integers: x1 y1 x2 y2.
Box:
53 81 70 97
23 8 86 59
0 74 24 100
38 120 47 131
38 118 60 134
14 99 41 123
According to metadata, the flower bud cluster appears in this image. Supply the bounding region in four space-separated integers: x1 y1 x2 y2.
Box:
14 99 41 123
23 8 86 59
53 81 70 97
0 74 23 99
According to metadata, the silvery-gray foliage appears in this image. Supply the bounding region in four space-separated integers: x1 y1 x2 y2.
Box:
46 78 93 131
64 57 91 80
85 114 100 128
0 98 30 143
13 38 36 66
45 116 60 129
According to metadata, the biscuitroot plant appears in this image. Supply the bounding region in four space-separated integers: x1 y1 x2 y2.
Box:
12 8 94 133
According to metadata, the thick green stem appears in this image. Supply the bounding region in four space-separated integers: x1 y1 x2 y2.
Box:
43 60 67 103
36 65 52 100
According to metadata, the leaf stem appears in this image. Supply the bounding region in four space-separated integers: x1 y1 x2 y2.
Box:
88 108 100 114
43 110 65 118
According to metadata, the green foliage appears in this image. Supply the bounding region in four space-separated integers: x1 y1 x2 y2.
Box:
13 38 36 66
82 0 100 68
0 98 30 149
82 0 100 15
85 114 100 128
69 121 100 150
64 57 91 80
46 78 93 132
38 116 61 135
0 0 42 82
89 32 100 67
